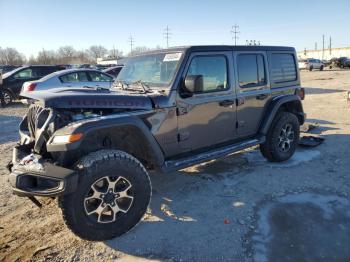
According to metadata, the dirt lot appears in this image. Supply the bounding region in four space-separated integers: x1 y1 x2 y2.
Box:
1 69 350 262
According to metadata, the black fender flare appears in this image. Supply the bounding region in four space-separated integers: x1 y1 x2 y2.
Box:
46 114 165 167
259 94 305 135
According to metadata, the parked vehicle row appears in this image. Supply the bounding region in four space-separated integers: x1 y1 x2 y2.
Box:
298 56 350 71
0 64 123 105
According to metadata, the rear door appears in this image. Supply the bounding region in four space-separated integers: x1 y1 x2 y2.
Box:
176 51 237 152
87 71 114 89
59 71 90 88
234 51 270 138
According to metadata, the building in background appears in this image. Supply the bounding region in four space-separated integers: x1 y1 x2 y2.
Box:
297 46 350 60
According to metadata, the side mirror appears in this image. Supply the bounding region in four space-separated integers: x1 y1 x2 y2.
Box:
184 75 203 94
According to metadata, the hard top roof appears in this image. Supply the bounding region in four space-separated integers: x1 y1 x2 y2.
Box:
133 45 295 56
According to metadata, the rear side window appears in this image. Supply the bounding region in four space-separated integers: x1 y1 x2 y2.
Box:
60 72 89 83
271 54 297 83
88 71 113 82
237 54 266 88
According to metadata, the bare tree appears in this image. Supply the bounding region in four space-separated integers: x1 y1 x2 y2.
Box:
36 49 57 64
108 48 123 58
57 46 76 64
87 45 108 62
0 47 26 65
128 46 151 56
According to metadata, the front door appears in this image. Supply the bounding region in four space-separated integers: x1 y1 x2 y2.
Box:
177 51 237 153
234 51 270 138
8 67 40 94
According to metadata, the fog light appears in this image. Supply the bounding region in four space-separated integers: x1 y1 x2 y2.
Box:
52 133 83 144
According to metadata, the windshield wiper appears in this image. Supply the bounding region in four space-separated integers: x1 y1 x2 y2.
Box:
113 80 130 90
131 80 152 93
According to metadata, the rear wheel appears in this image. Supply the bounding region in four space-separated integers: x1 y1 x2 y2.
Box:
260 112 300 162
309 66 313 71
59 150 151 241
320 65 324 71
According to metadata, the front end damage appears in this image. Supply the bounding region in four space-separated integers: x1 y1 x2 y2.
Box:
8 90 156 201
8 105 79 199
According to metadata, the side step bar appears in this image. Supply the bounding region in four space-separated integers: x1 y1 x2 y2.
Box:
162 137 265 172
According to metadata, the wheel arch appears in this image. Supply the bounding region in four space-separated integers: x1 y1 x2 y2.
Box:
47 115 165 169
259 95 305 135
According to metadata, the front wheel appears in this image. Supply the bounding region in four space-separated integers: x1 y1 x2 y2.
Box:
2 90 13 105
260 112 300 162
59 150 151 241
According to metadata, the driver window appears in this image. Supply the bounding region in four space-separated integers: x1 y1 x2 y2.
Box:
187 56 228 93
14 68 33 79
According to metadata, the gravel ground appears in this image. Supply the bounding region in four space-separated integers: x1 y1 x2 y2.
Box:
0 69 350 262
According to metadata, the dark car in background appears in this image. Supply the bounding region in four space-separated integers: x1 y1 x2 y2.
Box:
330 57 350 69
102 65 123 77
0 65 65 105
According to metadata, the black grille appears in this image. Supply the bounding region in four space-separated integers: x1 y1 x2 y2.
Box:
27 105 50 139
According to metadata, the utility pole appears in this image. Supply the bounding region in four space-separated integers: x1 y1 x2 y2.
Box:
315 42 317 50
322 34 325 60
128 36 134 54
329 36 332 56
164 26 171 48
231 24 240 45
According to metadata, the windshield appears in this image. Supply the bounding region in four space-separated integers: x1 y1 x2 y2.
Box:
2 66 25 78
116 52 183 87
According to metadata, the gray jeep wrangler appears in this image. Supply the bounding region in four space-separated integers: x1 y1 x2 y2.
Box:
8 45 305 241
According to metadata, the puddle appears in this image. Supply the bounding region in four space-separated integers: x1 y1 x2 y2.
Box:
251 193 350 262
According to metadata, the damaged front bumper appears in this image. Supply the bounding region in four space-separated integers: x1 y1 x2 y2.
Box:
8 145 78 197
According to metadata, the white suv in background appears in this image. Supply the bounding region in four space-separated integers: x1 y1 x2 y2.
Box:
298 58 324 71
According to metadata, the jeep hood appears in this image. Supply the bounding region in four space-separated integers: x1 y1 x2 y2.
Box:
22 88 154 110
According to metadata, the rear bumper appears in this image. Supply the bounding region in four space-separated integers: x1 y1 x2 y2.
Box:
8 145 78 197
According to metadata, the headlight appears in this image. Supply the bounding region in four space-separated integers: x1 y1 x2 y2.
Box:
51 133 83 144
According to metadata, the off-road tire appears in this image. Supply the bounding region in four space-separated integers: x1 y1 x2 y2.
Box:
309 66 313 71
260 112 300 162
58 150 151 241
320 65 324 71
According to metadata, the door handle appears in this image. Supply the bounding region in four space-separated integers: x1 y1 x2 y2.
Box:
219 100 235 107
256 94 268 100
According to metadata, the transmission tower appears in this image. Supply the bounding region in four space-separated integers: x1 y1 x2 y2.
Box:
128 36 135 53
231 25 240 45
164 26 171 48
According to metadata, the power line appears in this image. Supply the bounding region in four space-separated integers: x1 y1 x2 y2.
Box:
128 36 135 53
164 26 171 48
231 25 240 45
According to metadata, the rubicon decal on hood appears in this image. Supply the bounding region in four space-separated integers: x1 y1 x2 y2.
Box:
22 90 154 109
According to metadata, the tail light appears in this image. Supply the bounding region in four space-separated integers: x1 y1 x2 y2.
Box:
296 88 305 100
24 83 37 92
305 62 309 65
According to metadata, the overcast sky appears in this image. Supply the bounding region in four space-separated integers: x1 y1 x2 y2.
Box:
0 0 349 57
